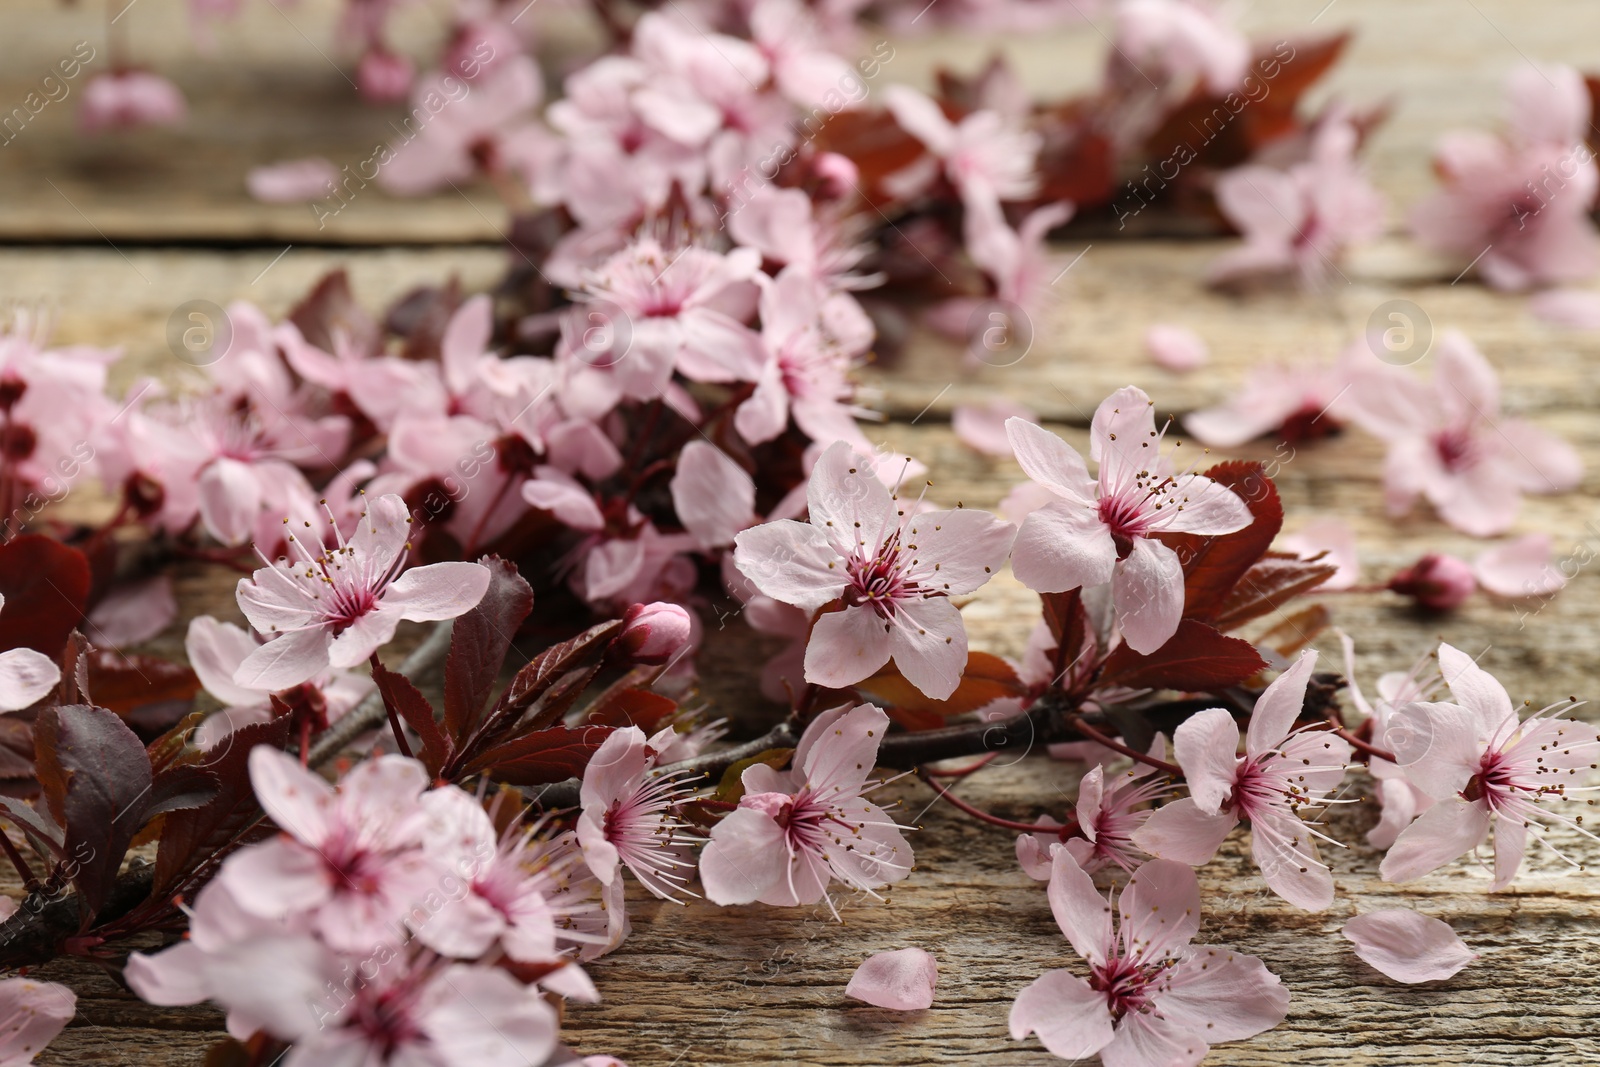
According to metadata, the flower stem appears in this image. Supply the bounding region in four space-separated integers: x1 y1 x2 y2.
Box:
1324 714 1398 764
915 770 1072 834
1067 716 1183 777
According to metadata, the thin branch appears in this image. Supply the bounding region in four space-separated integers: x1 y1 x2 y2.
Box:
915 770 1075 835
1324 714 1398 764
308 622 453 769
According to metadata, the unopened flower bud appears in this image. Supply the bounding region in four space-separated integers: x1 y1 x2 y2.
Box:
814 152 859 199
1388 554 1475 611
617 602 692 665
357 49 414 104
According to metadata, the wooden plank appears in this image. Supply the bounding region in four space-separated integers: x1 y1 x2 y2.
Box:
3 0 1600 242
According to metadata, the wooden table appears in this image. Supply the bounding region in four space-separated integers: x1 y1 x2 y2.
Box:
4 0 1600 1062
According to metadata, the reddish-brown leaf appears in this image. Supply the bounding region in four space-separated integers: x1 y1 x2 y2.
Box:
1210 554 1339 632
372 660 450 777
444 556 533 741
288 268 378 356
34 704 153 918
85 650 200 717
467 725 616 786
152 716 292 899
1256 604 1332 657
854 651 1024 719
581 686 679 732
1156 461 1282 622
490 619 624 726
1098 620 1266 691
0 536 90 657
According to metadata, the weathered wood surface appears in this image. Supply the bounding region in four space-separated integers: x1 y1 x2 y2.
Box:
6 0 1600 1061
3 0 1600 242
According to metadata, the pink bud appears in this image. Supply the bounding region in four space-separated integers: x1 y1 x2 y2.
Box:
618 602 692 665
1388 554 1476 611
357 49 414 104
814 152 859 199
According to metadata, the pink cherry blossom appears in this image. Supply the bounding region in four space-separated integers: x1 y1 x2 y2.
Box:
1528 288 1600 329
0 977 76 1065
845 947 938 1010
1474 533 1567 598
669 441 756 549
1281 518 1359 591
1380 643 1600 889
577 726 700 900
1183 356 1351 447
1063 746 1174 874
954 399 1038 457
0 594 60 712
560 237 764 411
246 157 339 204
416 786 606 975
217 747 438 951
1143 324 1208 373
732 440 1014 699
1010 850 1289 1065
735 266 873 448
749 0 859 108
1115 0 1248 94
1344 329 1581 536
184 615 372 750
1134 651 1352 910
1342 909 1475 984
1338 632 1440 851
1210 111 1386 287
883 85 1041 209
1411 64 1599 291
1005 390 1253 654
357 47 415 103
233 493 491 690
79 71 187 133
379 57 553 196
699 703 912 911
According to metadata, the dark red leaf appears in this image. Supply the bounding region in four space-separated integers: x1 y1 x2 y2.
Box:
582 686 679 732
0 535 90 657
1098 620 1266 691
373 660 451 777
1210 554 1339 632
444 557 533 741
490 619 623 726
34 705 153 918
0 717 35 779
467 724 616 786
1155 461 1282 623
146 763 221 820
152 717 292 899
288 269 378 356
85 651 200 717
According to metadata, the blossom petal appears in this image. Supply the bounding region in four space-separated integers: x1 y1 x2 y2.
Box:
1250 810 1334 911
1118 858 1201 959
197 457 262 546
232 626 332 691
1089 385 1157 489
1342 909 1475 983
670 441 755 549
1004 418 1095 503
1161 474 1253 535
733 519 846 612
1246 650 1318 754
807 440 896 546
1045 848 1112 966
1491 814 1527 891
805 605 894 691
903 508 1015 595
1473 534 1567 597
1159 943 1290 1043
185 616 268 708
1113 536 1184 655
799 703 888 798
0 648 61 713
1380 799 1491 883
1009 969 1114 1060
845 948 937 1010
1010 501 1117 595
885 597 968 701
382 561 493 622
1386 700 1486 800
1173 709 1240 816
699 807 789 905
1132 797 1237 866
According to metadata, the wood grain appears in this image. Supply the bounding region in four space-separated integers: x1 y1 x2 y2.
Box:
4 0 1600 1060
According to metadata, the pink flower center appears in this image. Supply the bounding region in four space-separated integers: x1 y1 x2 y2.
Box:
845 541 915 617
1090 952 1169 1020
1098 491 1154 557
1433 427 1480 472
325 585 379 636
